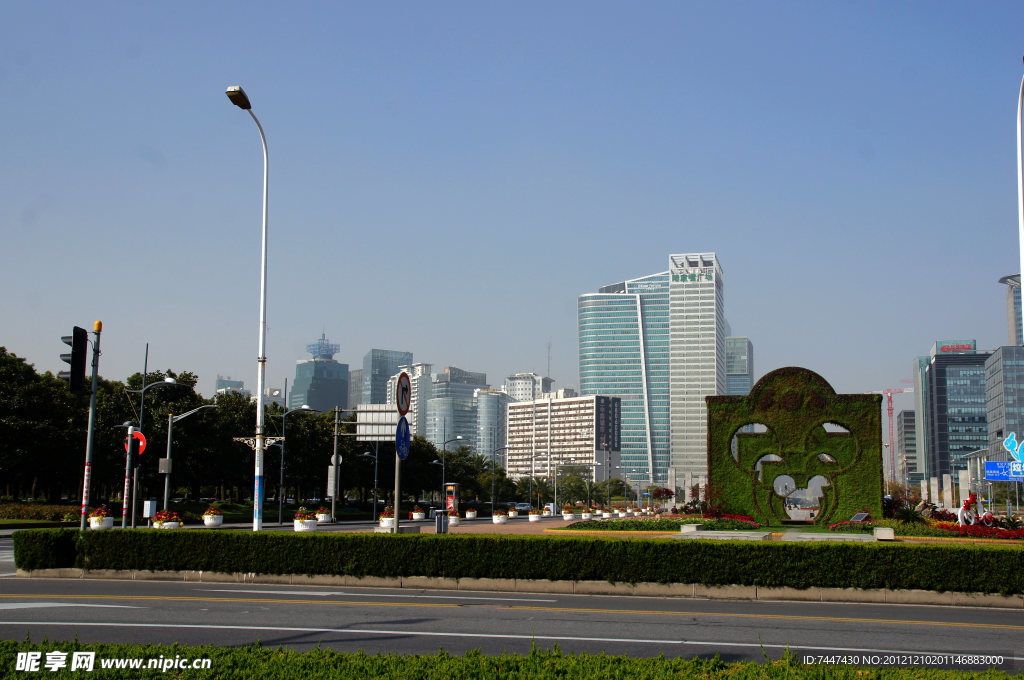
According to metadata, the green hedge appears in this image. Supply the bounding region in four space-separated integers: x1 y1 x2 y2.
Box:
13 529 1024 595
3 641 1017 680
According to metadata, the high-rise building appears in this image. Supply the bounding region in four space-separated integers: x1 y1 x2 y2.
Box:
506 394 621 483
362 349 413 404
985 346 1024 461
503 372 555 402
214 375 249 399
347 369 363 410
578 252 725 487
289 333 349 412
725 337 754 396
999 274 1022 346
913 340 991 480
425 367 489 452
386 363 433 436
476 389 512 466
896 409 919 487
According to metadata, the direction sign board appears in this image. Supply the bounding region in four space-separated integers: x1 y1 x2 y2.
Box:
396 372 411 416
986 460 1024 481
396 416 411 461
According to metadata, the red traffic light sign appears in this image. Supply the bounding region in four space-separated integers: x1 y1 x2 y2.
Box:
124 431 147 454
396 372 411 416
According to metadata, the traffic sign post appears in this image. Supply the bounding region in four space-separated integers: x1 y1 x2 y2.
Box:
396 372 411 416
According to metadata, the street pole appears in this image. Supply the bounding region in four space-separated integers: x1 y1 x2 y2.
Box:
226 85 269 532
277 410 289 525
1017 60 1024 346
165 413 174 511
331 406 340 521
78 321 102 531
132 344 148 529
121 426 134 529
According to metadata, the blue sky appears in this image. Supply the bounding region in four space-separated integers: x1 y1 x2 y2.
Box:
2 1 1023 436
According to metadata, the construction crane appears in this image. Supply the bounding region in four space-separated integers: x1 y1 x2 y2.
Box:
867 383 914 483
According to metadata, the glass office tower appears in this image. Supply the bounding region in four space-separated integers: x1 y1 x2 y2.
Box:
362 349 413 404
725 337 754 396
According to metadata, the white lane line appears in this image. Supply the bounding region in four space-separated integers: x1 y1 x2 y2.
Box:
0 621 1021 662
197 588 556 603
0 621 679 645
0 603 143 611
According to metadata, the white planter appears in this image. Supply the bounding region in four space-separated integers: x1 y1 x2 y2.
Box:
465 511 477 520
89 516 113 530
447 516 460 526
412 512 426 521
528 514 541 522
562 513 575 520
507 510 518 518
581 512 593 520
160 521 182 529
617 511 627 518
203 515 223 527
492 515 508 524
542 510 552 517
316 513 332 523
602 512 612 519
293 519 317 532
379 517 395 528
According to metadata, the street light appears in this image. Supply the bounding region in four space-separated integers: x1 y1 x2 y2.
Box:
163 405 218 510
361 446 380 521
274 405 318 525
123 376 181 528
491 445 509 516
433 436 464 506
226 84 270 532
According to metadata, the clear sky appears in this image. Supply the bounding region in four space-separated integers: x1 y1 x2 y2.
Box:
3 1 1023 439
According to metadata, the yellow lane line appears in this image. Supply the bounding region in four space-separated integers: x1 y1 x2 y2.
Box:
3 593 1022 631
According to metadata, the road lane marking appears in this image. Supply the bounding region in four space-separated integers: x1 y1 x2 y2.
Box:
1 594 1022 632
198 588 556 602
0 603 143 610
0 621 1021 661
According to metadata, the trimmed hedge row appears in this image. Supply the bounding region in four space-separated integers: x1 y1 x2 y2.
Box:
13 529 1024 595
4 641 1017 680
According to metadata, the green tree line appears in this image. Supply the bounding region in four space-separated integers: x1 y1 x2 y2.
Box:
0 347 636 510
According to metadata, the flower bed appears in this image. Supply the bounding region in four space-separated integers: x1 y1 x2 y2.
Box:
560 516 762 532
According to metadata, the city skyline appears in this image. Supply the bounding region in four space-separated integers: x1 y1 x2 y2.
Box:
4 3 1024 438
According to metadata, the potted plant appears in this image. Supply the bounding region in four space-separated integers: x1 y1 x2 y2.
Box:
294 507 317 532
412 505 426 521
88 505 114 530
153 510 182 529
447 509 460 527
562 505 575 521
315 506 332 523
492 509 508 525
542 507 552 517
202 505 224 527
580 508 593 520
464 508 478 520
379 506 395 528
528 508 542 523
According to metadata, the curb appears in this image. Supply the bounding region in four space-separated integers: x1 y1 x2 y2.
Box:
16 569 1024 609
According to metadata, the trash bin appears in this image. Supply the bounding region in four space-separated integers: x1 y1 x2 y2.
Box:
435 512 448 534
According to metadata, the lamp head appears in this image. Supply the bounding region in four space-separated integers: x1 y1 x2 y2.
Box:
225 86 252 110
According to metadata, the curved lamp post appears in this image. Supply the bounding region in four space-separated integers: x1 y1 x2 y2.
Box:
163 404 219 510
361 445 380 521
226 84 270 531
432 436 464 507
275 405 318 525
123 377 181 528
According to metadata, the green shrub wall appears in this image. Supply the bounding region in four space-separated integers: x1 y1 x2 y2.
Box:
707 367 883 526
14 529 1024 595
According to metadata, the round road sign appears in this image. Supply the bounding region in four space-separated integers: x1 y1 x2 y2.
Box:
396 372 411 416
124 431 147 454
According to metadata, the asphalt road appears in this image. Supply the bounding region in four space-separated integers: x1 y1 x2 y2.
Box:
0 577 1021 671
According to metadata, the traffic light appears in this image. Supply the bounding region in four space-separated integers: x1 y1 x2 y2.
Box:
59 326 88 395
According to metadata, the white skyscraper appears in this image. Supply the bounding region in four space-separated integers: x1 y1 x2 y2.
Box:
668 253 726 481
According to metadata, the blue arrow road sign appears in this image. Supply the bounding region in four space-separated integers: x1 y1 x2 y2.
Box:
396 416 411 461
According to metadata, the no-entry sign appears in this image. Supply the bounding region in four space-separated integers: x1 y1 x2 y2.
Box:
124 431 147 454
